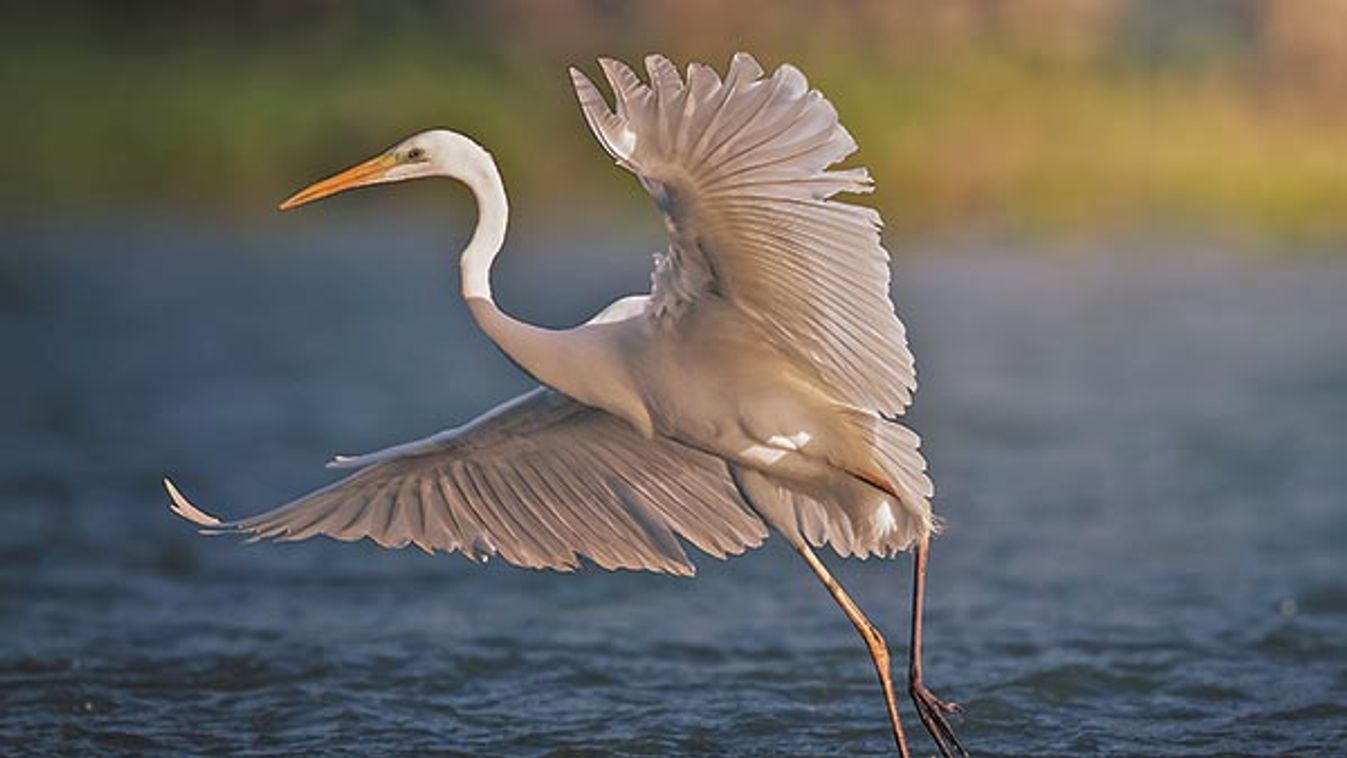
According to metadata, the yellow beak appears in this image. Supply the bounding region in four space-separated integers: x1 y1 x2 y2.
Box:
278 154 399 211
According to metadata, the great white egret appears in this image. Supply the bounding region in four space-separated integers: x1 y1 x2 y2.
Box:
166 53 966 758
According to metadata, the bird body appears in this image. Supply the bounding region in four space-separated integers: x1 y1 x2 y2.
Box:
166 53 967 758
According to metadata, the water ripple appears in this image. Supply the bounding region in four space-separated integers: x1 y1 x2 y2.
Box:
4 239 1346 755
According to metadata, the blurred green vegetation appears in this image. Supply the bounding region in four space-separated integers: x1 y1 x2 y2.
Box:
3 1 1346 243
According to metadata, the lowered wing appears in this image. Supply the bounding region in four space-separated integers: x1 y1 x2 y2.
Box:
167 387 767 575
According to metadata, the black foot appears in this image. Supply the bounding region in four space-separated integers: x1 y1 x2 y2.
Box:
910 681 968 758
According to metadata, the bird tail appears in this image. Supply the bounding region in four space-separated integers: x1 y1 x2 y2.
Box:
836 407 939 545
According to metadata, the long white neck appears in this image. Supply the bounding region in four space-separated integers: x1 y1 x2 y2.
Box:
457 150 506 301
448 137 631 418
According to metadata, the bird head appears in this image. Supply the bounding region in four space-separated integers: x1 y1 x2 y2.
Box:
279 129 488 210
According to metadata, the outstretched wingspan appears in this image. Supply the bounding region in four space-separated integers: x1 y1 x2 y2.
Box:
168 387 767 575
570 52 917 415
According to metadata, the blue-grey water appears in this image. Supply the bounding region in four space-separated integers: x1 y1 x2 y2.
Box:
3 220 1345 757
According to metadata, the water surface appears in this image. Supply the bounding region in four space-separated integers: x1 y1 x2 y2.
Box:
3 224 1345 756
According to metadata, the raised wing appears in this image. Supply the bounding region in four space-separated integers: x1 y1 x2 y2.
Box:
167 387 767 575
570 53 917 415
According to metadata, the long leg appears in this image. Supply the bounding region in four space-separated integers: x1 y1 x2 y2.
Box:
789 534 912 758
730 465 912 756
908 534 968 757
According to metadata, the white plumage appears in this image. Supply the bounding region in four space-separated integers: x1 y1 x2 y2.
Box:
165 53 965 758
571 54 917 414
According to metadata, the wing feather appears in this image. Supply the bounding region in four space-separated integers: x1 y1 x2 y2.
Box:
571 52 917 414
167 387 768 575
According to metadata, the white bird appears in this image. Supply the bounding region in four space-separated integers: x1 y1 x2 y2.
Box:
166 52 965 758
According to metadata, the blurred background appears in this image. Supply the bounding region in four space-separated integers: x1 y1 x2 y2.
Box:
3 2 1345 756
5 0 1347 242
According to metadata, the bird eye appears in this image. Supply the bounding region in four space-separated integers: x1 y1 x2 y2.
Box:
406 147 426 161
